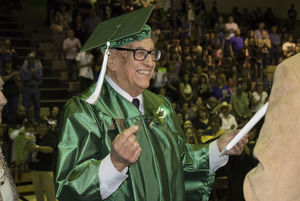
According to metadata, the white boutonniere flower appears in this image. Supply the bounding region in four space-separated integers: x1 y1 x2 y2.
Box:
149 105 169 128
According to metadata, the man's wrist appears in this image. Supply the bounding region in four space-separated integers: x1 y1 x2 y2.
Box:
110 155 127 172
99 154 128 199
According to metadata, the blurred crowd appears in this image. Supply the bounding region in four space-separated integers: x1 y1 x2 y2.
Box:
0 0 299 200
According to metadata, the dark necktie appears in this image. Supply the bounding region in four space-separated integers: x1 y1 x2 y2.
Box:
132 98 140 110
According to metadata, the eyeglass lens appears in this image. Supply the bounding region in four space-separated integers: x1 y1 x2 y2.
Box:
134 49 161 61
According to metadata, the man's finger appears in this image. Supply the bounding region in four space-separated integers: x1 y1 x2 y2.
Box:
124 136 139 150
116 125 138 144
129 141 140 152
131 146 142 163
127 135 136 143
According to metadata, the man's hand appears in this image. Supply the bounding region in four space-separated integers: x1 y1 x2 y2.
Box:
217 130 249 155
110 125 142 172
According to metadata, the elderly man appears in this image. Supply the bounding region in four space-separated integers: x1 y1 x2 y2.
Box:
56 6 247 201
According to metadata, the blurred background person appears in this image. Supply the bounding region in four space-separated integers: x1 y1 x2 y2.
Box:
20 53 42 122
63 29 81 82
0 75 18 200
1 58 20 123
25 119 57 201
76 50 94 91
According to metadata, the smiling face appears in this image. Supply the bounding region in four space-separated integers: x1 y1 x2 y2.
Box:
183 120 193 130
106 38 156 97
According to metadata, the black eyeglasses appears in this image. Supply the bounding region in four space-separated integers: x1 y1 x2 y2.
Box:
113 47 161 61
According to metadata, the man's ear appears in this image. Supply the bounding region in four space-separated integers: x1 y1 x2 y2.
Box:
107 50 118 71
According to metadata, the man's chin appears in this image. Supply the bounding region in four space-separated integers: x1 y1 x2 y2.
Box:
140 84 150 92
141 80 150 88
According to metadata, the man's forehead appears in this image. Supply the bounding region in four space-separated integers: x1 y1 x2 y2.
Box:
125 38 154 49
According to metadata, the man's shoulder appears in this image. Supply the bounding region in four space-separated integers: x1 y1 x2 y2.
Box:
143 89 172 111
143 89 167 102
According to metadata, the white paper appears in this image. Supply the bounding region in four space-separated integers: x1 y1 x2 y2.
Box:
219 102 269 156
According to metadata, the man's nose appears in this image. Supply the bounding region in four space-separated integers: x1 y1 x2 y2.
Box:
144 54 155 66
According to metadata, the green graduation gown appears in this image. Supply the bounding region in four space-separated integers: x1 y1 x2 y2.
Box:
55 80 215 201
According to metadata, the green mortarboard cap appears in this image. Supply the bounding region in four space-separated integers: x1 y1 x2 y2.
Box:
81 5 154 53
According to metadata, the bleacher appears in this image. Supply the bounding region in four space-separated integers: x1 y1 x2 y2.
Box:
0 1 77 200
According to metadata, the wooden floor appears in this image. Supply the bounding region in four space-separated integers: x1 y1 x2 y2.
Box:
15 171 34 200
19 195 36 201
15 171 58 201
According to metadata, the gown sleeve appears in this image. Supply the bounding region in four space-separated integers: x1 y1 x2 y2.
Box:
55 96 105 201
164 98 215 201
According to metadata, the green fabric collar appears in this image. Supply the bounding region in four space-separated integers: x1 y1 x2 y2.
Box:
79 80 166 120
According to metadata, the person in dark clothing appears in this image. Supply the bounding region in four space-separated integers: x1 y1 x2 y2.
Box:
0 75 18 201
286 4 297 32
200 114 225 144
251 39 264 81
43 106 60 136
1 58 19 123
192 106 210 134
25 119 57 201
20 53 42 122
268 26 281 65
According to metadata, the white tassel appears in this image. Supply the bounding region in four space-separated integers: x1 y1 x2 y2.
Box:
86 42 110 104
